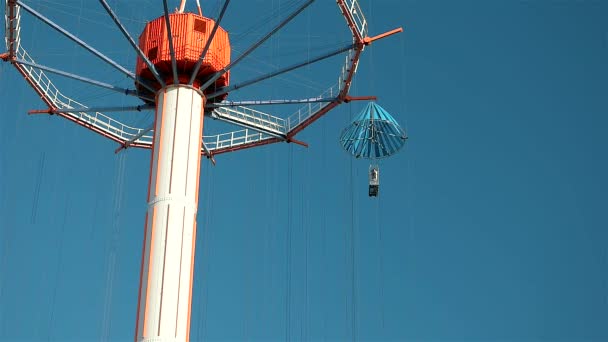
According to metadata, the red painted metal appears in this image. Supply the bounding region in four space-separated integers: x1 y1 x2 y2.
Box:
335 0 365 100
136 12 230 98
6 0 17 59
287 101 340 138
339 47 363 99
287 137 308 148
344 95 377 103
336 0 364 42
363 27 403 45
28 109 53 115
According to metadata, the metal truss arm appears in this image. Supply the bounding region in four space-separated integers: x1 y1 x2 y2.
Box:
98 0 165 87
29 104 154 114
211 111 286 139
199 0 315 91
15 59 138 95
206 43 354 100
162 0 179 84
205 97 336 108
6 0 18 58
188 0 230 85
337 0 365 42
15 0 156 93
201 141 216 165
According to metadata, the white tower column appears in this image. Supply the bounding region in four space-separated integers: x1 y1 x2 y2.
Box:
136 85 205 342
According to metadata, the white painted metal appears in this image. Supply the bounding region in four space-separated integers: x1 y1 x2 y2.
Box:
136 85 205 342
341 0 368 38
203 128 272 150
286 83 340 130
178 0 187 13
212 105 287 136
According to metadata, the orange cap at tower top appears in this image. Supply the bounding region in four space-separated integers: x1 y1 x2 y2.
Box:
135 12 231 101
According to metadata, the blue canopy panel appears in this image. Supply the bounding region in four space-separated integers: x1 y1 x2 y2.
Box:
339 102 407 159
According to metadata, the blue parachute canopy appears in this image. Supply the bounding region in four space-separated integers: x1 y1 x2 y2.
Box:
339 102 407 159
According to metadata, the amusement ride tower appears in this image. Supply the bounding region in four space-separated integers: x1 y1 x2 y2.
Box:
2 0 402 340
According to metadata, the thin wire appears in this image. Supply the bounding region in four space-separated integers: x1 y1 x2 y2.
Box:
0 61 10 339
243 164 253 339
229 0 300 44
376 186 385 330
38 0 148 24
344 103 353 340
31 152 45 224
285 143 293 342
47 192 70 341
367 0 376 96
300 168 306 342
321 102 327 342
304 8 311 341
101 152 127 341
350 106 357 342
199 154 215 340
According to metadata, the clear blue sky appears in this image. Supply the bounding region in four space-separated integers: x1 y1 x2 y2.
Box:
1 0 607 341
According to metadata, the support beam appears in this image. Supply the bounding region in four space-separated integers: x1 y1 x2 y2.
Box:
199 0 315 91
98 0 165 87
15 59 137 95
6 0 18 59
363 27 404 45
343 95 377 103
16 0 156 93
162 0 179 85
115 125 154 153
336 0 365 42
287 137 308 148
179 0 187 13
201 142 216 165
195 0 202 17
189 0 231 85
30 105 154 114
205 97 336 108
206 43 353 99
211 111 287 140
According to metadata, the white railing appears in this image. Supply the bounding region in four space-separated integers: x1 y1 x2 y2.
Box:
203 128 272 151
15 45 154 144
343 0 368 38
213 105 286 135
338 48 357 92
4 1 21 53
286 82 340 131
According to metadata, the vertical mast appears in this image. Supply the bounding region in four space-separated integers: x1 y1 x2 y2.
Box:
178 0 187 13
135 85 205 342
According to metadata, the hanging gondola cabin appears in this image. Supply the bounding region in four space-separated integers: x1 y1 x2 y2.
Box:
369 165 379 197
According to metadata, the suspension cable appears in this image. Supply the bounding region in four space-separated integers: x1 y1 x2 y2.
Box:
31 152 46 224
101 152 127 341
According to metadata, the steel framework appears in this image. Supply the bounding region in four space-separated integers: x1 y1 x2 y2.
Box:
3 1 403 341
3 0 401 161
